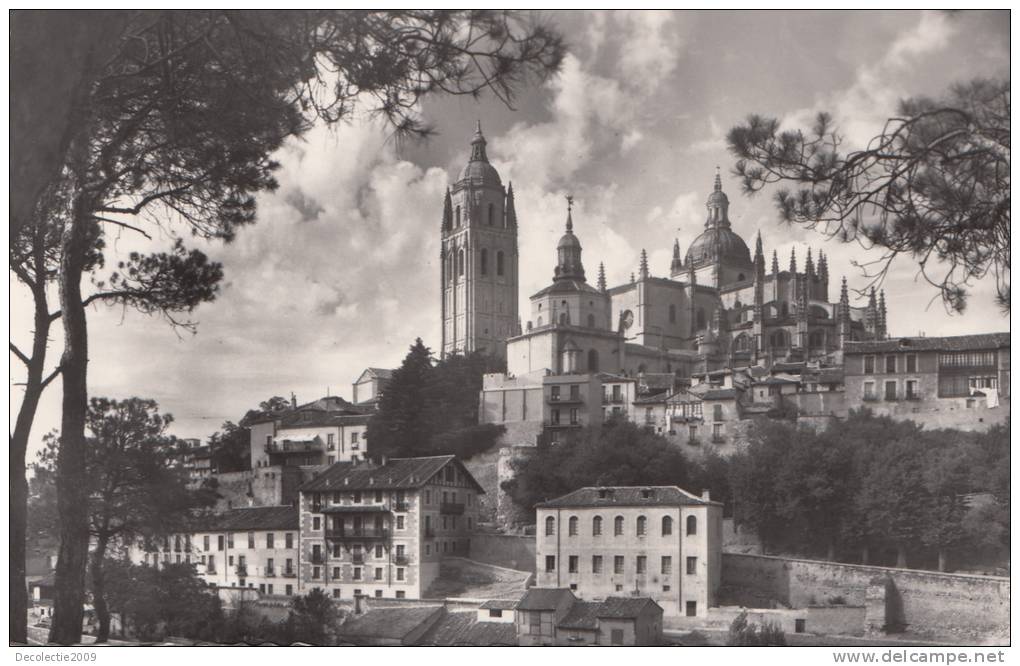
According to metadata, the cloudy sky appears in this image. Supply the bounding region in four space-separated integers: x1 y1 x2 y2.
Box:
10 10 1010 454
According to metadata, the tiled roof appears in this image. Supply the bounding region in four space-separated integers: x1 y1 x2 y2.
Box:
557 601 601 630
457 621 518 646
366 368 394 379
844 333 1009 354
633 393 668 405
532 279 603 298
278 410 372 429
597 597 661 618
480 599 519 610
516 587 576 610
338 606 444 642
536 485 717 509
300 455 484 494
701 388 737 400
416 611 519 646
755 377 799 385
195 506 298 532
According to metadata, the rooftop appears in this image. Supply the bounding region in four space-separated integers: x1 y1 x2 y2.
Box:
338 606 444 643
194 505 298 532
536 485 719 509
300 455 484 494
516 587 576 611
844 332 1010 354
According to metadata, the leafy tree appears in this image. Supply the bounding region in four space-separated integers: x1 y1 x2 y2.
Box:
35 398 214 641
23 11 563 644
727 78 1009 313
726 611 787 646
207 421 250 474
286 588 342 646
503 421 696 517
368 339 434 458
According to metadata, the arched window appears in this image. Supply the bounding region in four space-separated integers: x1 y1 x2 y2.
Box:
662 516 673 536
545 516 556 536
696 308 706 330
559 312 569 325
496 251 505 276
587 349 599 372
593 516 603 536
686 515 697 536
614 516 624 536
455 205 461 227
636 516 647 536
480 249 488 275
488 203 495 226
568 516 578 536
669 304 676 323
587 313 596 328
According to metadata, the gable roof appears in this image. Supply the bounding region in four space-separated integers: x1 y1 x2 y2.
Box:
596 596 662 618
701 387 737 400
338 606 444 643
557 601 601 630
418 611 518 646
516 587 576 610
536 485 718 509
194 506 298 532
356 367 395 384
844 333 1009 354
300 455 485 494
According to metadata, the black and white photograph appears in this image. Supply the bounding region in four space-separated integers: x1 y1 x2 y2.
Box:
9 8 1011 655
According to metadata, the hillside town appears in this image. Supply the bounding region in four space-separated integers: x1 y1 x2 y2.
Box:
12 9 1009 651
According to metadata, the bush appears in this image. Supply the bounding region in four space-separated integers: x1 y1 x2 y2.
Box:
726 611 787 646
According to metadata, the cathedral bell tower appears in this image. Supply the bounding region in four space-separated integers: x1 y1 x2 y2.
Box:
441 122 519 361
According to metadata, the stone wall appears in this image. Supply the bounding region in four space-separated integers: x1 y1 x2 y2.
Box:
468 534 536 573
721 553 1009 640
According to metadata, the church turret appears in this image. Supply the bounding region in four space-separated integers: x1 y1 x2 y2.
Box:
670 238 683 276
639 248 649 280
818 250 829 300
865 287 878 336
879 290 888 339
805 247 815 279
789 248 797 274
772 249 780 276
687 260 697 337
753 233 764 270
838 276 851 346
554 197 585 282
505 182 517 229
442 188 453 232
597 262 607 293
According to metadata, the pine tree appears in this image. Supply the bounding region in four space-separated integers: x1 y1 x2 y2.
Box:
368 339 434 458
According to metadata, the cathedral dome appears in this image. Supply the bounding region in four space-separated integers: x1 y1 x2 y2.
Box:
686 227 752 266
458 121 502 188
557 231 582 250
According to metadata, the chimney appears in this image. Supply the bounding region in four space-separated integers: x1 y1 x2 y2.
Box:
702 489 711 502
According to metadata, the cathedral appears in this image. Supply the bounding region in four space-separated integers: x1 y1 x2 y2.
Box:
440 124 887 378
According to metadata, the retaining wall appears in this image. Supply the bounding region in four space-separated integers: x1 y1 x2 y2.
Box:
469 533 537 573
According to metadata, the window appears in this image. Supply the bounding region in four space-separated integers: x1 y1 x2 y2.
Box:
312 517 320 531
550 385 560 402
662 556 672 575
332 588 341 599
568 556 578 573
864 355 875 374
636 556 647 574
351 431 359 444
311 566 319 580
592 555 603 574
374 490 383 503
425 490 431 504
332 566 340 580
906 354 917 373
636 516 646 536
569 408 578 425
374 545 383 558
885 380 897 401
592 516 602 536
455 205 461 227
311 544 321 563
396 591 405 599
611 629 624 645
496 251 505 276
712 423 722 440
218 535 224 551
713 404 723 421
689 425 697 441
530 613 541 632
457 249 465 276
886 355 897 374
375 590 383 598
374 568 382 581
284 533 293 549
545 516 555 536
686 515 697 535
686 556 697 574
686 601 697 617
266 533 274 549
568 516 578 536
480 248 488 275
353 567 361 581
663 585 671 592
614 556 624 574
396 515 405 530
662 516 673 536
545 555 556 572
397 568 404 581
614 516 624 536
864 381 877 400
551 409 560 425
488 609 503 618
905 380 919 400
353 491 362 504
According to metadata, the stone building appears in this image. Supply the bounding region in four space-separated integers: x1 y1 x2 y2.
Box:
352 367 394 408
843 332 1010 431
249 395 372 469
297 455 484 600
534 485 722 618
515 587 664 646
440 122 520 361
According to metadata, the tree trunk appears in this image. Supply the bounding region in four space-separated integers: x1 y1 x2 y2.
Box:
937 549 947 573
49 194 92 645
895 545 907 569
90 535 110 643
860 545 869 565
10 226 55 645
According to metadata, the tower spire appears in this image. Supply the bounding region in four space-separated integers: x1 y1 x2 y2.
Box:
639 249 649 279
597 262 607 292
469 120 488 162
671 238 683 275
442 188 453 232
805 247 815 277
565 195 574 233
840 276 849 304
772 249 780 275
505 182 517 228
789 248 797 273
753 232 764 267
553 195 584 282
714 165 722 191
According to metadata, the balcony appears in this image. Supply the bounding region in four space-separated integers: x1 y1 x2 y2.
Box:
905 393 922 401
265 568 276 577
236 565 248 576
206 567 217 575
862 395 880 402
393 501 410 512
545 421 581 429
394 555 410 566
324 528 390 542
282 570 296 578
440 502 465 515
265 439 323 454
351 553 365 565
548 395 584 405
